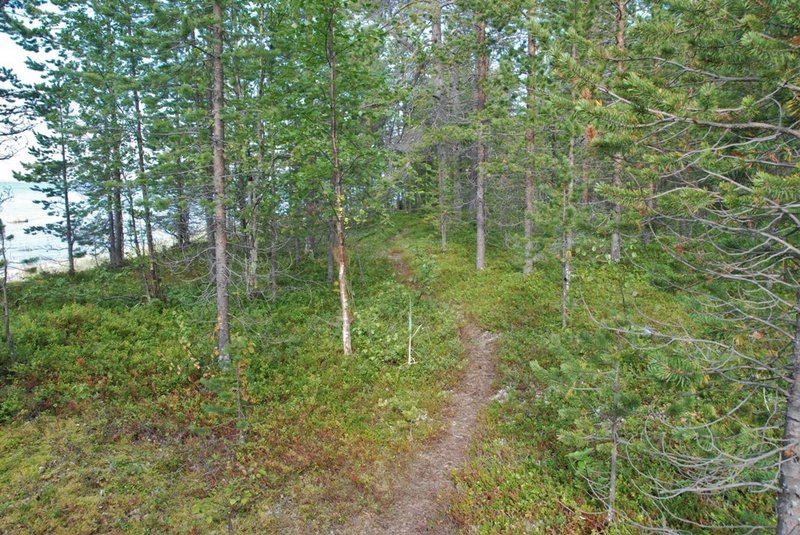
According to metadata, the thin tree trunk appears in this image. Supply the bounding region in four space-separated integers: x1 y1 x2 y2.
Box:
327 9 353 356
211 1 230 367
475 17 487 271
125 184 143 258
432 0 447 253
523 1 536 275
130 44 162 299
0 220 14 365
57 100 75 276
610 0 627 263
777 289 800 534
108 195 117 267
111 137 125 268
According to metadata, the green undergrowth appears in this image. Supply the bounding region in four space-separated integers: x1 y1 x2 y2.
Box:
0 213 776 533
393 213 774 533
0 219 462 533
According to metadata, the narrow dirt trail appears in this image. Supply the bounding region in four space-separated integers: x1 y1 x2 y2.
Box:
342 251 497 534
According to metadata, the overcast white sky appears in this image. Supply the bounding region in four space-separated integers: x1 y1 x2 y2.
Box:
1 31 43 183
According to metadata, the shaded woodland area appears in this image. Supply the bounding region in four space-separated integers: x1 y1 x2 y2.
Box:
0 0 798 533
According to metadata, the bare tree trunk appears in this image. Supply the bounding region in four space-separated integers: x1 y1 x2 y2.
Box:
777 289 800 535
111 140 125 269
327 9 353 356
432 0 447 253
610 0 627 263
0 220 14 365
475 17 487 271
57 100 75 276
124 185 142 258
523 1 536 275
130 45 162 299
108 195 117 267
211 1 230 367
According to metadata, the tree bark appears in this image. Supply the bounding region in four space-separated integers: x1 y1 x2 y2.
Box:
475 17 487 271
211 1 230 367
523 1 536 275
327 8 353 355
777 289 800 534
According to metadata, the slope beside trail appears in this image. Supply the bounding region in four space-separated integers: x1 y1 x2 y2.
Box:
341 250 497 534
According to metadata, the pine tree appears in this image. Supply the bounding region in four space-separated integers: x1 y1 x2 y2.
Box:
14 63 85 275
583 0 800 530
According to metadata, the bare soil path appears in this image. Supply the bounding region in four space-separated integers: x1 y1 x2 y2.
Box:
341 251 497 534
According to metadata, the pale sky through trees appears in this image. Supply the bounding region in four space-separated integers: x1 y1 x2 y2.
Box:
0 31 40 182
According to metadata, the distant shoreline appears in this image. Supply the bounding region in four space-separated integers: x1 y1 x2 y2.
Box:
7 254 105 282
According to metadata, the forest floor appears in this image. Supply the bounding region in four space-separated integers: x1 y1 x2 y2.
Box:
343 250 498 534
1 214 771 533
